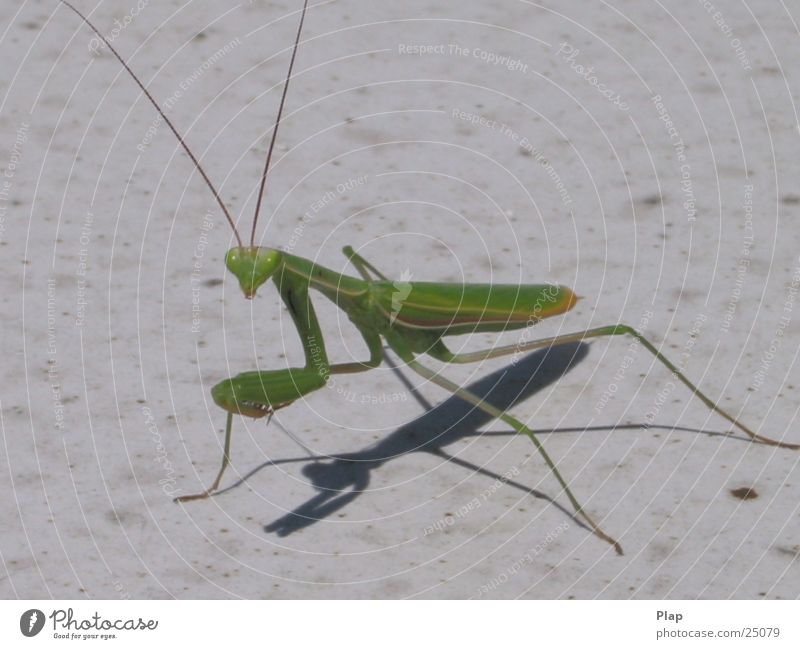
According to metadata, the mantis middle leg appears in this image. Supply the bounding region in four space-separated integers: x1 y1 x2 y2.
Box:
385 330 624 554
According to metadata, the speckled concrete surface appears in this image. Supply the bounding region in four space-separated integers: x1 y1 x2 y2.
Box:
1 0 799 599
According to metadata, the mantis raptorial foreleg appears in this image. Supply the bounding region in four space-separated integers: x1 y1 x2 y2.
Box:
276 269 330 370
276 261 383 375
175 267 380 502
385 331 624 554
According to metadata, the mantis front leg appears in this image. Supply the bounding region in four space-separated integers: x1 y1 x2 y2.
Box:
276 266 383 375
176 272 381 502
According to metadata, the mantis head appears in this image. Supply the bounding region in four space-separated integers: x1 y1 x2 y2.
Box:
225 247 282 298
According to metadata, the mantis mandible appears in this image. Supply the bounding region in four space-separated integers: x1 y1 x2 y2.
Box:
61 0 798 555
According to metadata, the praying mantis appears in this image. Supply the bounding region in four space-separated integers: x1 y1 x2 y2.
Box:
61 0 798 555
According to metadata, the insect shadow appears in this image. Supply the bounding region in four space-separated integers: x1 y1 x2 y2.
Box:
215 342 720 537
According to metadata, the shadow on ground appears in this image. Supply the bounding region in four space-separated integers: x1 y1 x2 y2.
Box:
256 343 591 535
214 342 729 536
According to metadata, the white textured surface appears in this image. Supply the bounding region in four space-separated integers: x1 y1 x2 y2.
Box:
2 0 800 598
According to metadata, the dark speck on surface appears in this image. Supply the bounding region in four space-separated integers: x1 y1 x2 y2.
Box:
641 194 662 206
730 487 758 500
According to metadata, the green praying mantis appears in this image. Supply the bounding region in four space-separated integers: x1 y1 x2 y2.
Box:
61 0 798 555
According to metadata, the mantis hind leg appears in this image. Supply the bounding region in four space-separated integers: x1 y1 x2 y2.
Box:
428 324 798 450
386 331 623 555
175 412 235 502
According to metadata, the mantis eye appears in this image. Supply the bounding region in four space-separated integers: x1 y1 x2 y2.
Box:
225 247 282 298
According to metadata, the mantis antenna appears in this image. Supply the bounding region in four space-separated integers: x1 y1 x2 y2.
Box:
250 0 311 246
59 0 308 249
59 0 243 246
